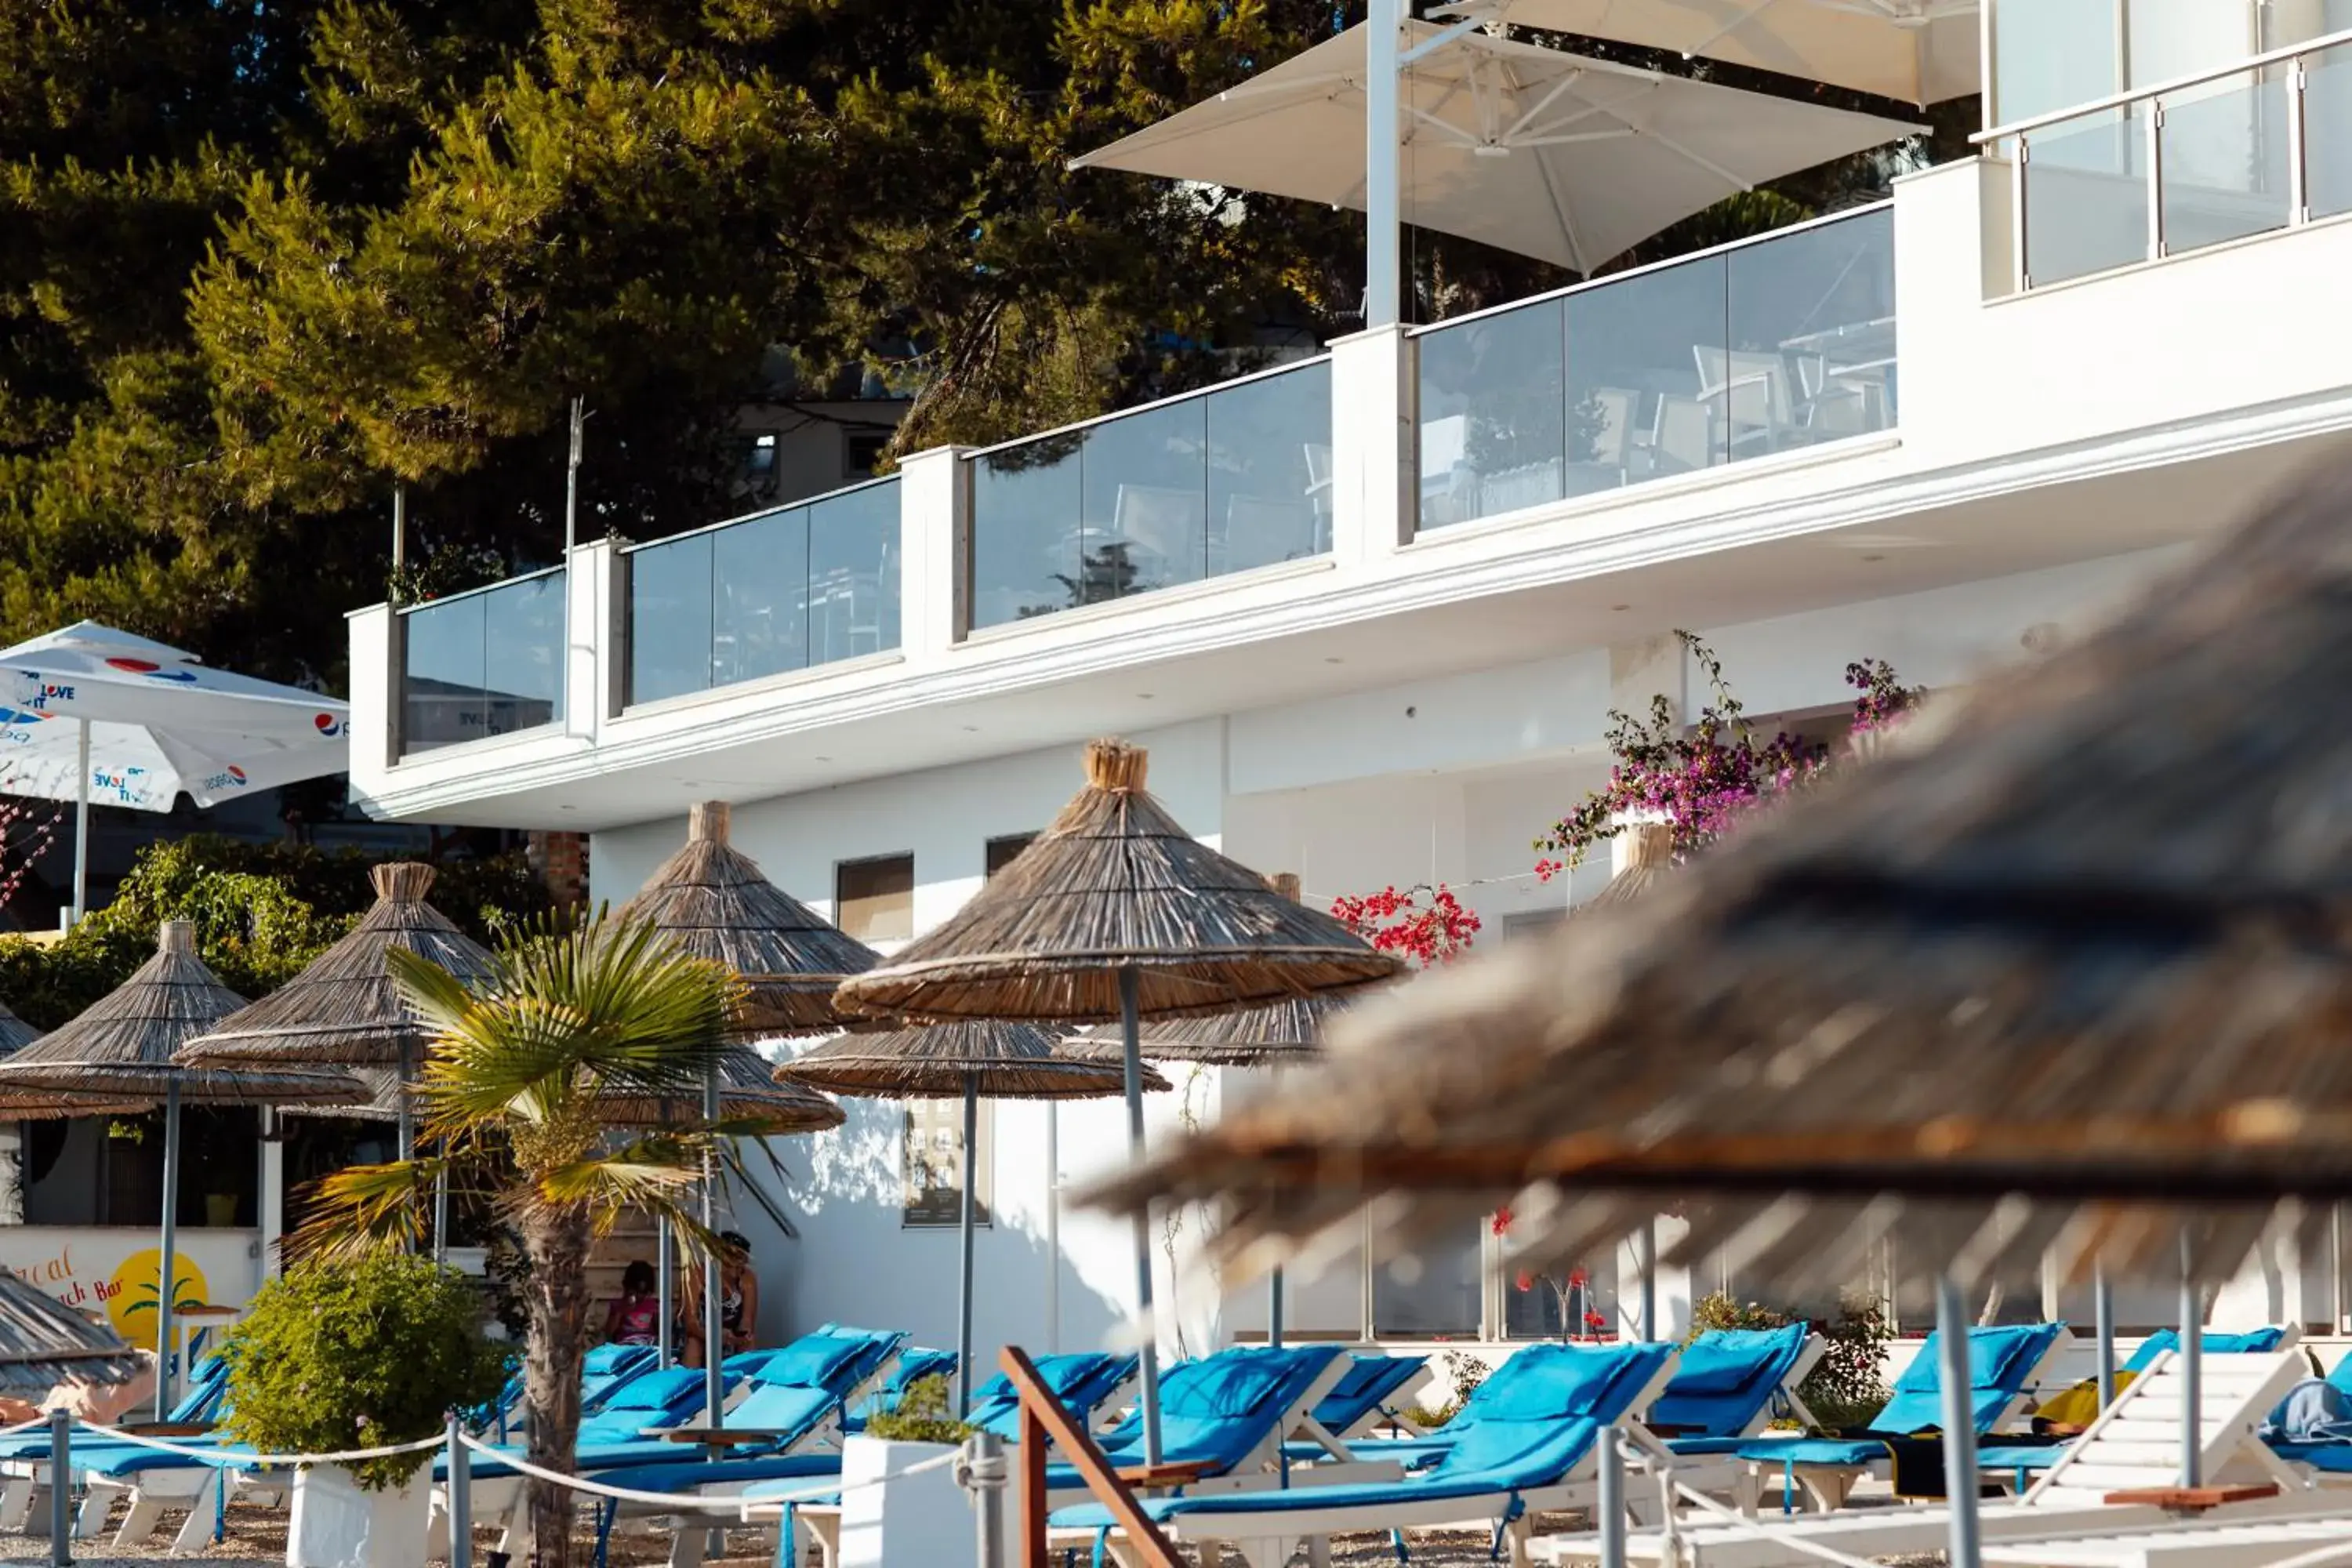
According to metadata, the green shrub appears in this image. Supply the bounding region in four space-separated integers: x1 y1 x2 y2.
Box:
220 1254 509 1490
866 1375 975 1446
1403 1350 1490 1429
1690 1290 1892 1433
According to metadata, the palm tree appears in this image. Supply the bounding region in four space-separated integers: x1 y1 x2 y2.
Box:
288 915 739 1568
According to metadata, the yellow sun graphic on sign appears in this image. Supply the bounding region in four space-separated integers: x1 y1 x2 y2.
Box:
105 1249 207 1346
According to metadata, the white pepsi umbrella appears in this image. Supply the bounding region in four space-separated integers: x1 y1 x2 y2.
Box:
0 622 350 920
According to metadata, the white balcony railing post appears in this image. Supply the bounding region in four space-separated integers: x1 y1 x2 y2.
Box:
1327 325 1414 561
895 445 972 657
567 538 621 732
347 602 397 775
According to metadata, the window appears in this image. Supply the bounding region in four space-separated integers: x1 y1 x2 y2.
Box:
734 433 780 500
846 431 891 477
836 854 913 942
1371 1223 1485 1338
902 1098 991 1228
985 833 1036 880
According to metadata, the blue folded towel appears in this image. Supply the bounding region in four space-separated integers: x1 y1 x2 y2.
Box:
2263 1378 2352 1445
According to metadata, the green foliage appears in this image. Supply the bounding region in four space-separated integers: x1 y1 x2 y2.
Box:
866 1375 976 1446
220 1253 508 1490
1403 1349 1491 1429
0 835 550 1029
1690 1291 1892 1433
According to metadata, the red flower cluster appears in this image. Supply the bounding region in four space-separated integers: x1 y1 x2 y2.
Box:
1329 883 1482 967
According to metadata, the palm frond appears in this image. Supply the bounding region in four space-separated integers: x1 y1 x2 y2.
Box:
396 916 741 1127
283 1158 438 1265
527 1133 717 1249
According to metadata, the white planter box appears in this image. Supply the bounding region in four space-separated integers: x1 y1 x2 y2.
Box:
287 1462 428 1568
836 1437 975 1568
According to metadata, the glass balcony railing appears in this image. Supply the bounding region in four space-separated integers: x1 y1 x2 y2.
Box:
399 568 564 755
626 476 901 707
2005 29 2352 289
964 358 1333 632
1410 205 1895 534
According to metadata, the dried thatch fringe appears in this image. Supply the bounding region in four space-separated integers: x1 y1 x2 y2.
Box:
176 862 496 1067
778 1019 1158 1101
1076 452 2352 1288
834 741 1403 1024
286 1047 847 1135
0 1272 143 1396
0 1002 38 1058
0 921 364 1112
618 801 880 1036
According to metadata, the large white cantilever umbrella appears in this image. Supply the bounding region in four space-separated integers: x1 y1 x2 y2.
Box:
0 622 350 922
1071 17 1922 274
1470 0 1980 109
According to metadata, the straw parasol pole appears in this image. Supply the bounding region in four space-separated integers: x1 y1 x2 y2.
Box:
778 1021 1155 1413
615 800 879 1414
0 920 364 1415
836 739 1400 1461
1066 872 1350 1348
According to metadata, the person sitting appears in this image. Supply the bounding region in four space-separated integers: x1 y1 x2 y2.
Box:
680 1231 759 1368
603 1260 662 1348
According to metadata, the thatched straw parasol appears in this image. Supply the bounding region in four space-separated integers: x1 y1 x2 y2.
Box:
0 1270 144 1397
835 738 1400 1461
615 800 879 1406
616 800 880 1036
176 862 496 1156
0 1000 40 1057
289 1048 844 1136
0 920 364 1416
779 1021 1154 1412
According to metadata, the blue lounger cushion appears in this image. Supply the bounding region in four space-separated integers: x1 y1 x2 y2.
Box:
968 1352 1133 1440
1872 1323 2067 1436
2126 1328 2287 1377
1650 1325 1813 1439
1735 1438 1888 1468
588 1453 845 1496
1312 1355 1429 1434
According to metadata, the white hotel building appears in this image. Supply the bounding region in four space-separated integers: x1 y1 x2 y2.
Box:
349 2 2352 1365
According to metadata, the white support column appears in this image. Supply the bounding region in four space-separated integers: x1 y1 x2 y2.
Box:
1364 0 1402 327
895 445 972 662
1327 325 1414 562
566 536 623 727
343 603 399 815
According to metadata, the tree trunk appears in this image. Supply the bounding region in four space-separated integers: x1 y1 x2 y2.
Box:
521 1207 593 1568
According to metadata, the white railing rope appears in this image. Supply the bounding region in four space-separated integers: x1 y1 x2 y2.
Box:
77 1419 448 1467
449 1428 958 1514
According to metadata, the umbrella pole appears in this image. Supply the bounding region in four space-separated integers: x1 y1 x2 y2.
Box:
1268 1062 1283 1351
396 1038 415 1162
2180 1233 2201 1487
154 1080 182 1421
956 1075 978 1418
1118 964 1164 1467
70 720 90 925
702 1061 724 1430
1935 1276 1981 1568
432 1160 449 1265
659 1099 675 1370
1045 1102 1059 1355
2094 1266 2116 1410
1638 1219 1657 1342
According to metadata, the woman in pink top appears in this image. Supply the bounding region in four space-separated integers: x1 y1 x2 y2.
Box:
603 1261 662 1347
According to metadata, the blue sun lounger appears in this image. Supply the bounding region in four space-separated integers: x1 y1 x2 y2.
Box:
1736 1321 2071 1512
1048 1341 1682 1568
966 1352 1138 1439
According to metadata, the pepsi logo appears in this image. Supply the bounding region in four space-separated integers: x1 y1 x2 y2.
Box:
314 713 344 738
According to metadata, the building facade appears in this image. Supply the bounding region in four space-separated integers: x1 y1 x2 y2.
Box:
339 2 2352 1362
